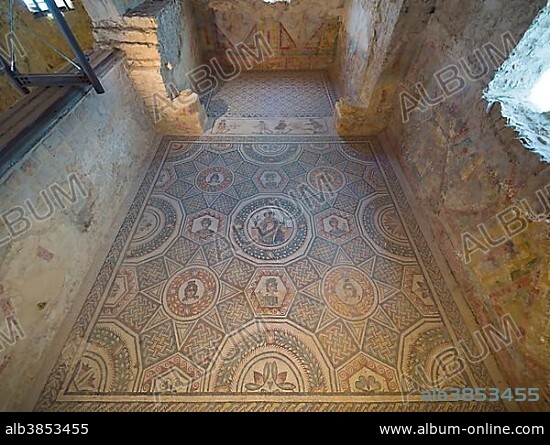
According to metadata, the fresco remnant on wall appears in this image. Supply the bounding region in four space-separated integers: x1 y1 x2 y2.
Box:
191 0 344 70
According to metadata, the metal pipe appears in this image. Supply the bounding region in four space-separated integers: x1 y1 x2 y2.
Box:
31 0 43 13
43 0 105 94
9 0 15 69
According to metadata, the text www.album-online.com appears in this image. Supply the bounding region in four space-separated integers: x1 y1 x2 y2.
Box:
380 424 545 436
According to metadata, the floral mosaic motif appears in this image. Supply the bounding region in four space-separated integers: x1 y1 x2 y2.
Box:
244 361 298 392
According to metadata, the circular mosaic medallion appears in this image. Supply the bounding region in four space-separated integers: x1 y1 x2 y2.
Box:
167 142 200 162
308 167 345 193
241 143 301 164
128 197 179 260
359 195 414 259
379 207 408 244
162 267 218 321
155 166 175 190
232 198 309 262
323 267 379 321
247 206 295 248
134 209 161 243
340 142 375 163
255 143 289 156
196 167 234 193
402 322 467 393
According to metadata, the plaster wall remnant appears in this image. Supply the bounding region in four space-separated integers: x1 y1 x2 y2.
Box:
191 0 345 71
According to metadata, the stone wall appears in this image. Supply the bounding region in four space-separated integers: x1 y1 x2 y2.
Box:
333 0 402 102
0 54 155 411
381 0 549 409
91 0 206 134
192 0 345 71
333 0 437 135
0 0 93 114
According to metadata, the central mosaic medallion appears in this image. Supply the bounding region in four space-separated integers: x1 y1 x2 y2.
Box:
162 267 219 321
196 167 234 193
247 206 294 248
232 197 309 262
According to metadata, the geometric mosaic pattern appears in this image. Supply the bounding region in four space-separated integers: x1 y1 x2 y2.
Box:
202 71 337 119
36 72 508 412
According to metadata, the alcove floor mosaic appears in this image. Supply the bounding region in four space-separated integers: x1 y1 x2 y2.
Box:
35 72 509 412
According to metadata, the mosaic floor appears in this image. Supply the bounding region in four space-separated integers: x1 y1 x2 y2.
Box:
36 72 509 412
202 70 338 119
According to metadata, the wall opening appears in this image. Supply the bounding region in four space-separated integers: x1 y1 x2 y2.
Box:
22 0 75 15
484 3 550 162
529 67 550 113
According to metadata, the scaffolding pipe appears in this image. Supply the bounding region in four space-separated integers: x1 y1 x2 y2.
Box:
0 55 30 95
43 0 105 94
